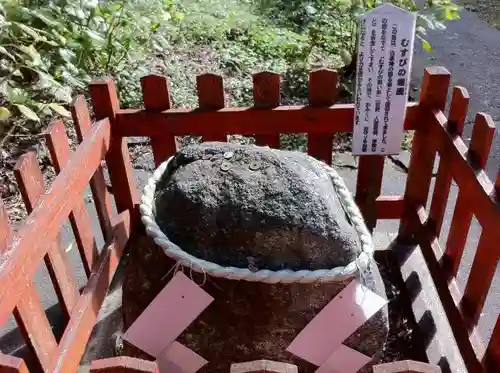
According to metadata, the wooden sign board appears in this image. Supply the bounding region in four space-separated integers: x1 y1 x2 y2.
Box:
352 4 417 155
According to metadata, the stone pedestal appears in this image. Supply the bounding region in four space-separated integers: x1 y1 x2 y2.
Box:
122 234 388 373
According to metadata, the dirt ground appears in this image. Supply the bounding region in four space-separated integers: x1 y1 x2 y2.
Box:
459 0 500 29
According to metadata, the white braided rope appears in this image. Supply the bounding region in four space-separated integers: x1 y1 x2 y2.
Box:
140 156 374 284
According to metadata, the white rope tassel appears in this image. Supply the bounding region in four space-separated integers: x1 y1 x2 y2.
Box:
140 156 374 284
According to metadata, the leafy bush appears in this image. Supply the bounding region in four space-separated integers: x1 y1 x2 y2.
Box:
0 0 177 126
0 0 460 129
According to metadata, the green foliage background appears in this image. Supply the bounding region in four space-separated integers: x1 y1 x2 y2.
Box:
0 0 460 131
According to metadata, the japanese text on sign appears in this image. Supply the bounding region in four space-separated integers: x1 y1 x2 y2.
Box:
353 4 416 155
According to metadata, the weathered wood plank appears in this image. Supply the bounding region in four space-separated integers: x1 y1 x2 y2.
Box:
90 356 158 373
14 151 79 319
197 73 227 142
0 354 29 373
307 69 337 164
413 206 485 373
115 102 420 137
49 211 131 373
1 201 58 372
431 110 498 227
483 316 500 373
90 79 138 215
356 156 385 232
71 95 114 241
399 66 451 240
429 86 469 236
46 119 98 275
141 75 177 165
0 119 111 326
253 72 281 148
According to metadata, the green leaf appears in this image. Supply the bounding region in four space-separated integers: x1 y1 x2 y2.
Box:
0 107 11 121
83 29 105 44
15 104 39 122
421 38 432 53
0 46 15 61
19 45 42 66
340 49 352 65
15 23 42 39
48 103 71 117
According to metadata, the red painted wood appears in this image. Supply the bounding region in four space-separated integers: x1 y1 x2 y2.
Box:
1 201 58 372
355 156 385 232
430 111 497 227
468 113 496 170
71 95 114 240
197 73 227 142
0 354 29 373
14 151 79 320
413 206 485 373
483 316 500 373
461 229 499 328
0 119 111 326
46 119 98 275
50 211 131 373
253 72 280 148
429 86 469 236
141 75 177 165
115 102 420 137
375 196 405 220
90 357 158 373
399 67 451 239
307 69 338 164
90 79 139 215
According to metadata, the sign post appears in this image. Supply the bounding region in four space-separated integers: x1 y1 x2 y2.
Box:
352 4 417 155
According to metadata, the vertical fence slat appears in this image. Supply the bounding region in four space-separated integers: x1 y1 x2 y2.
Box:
307 69 337 164
461 229 499 329
355 156 384 232
0 199 11 253
429 86 469 236
90 79 139 215
468 113 496 170
457 113 497 327
483 316 500 373
14 152 79 319
49 210 131 373
399 66 450 240
141 75 177 165
45 119 98 275
443 193 473 277
253 72 280 148
0 354 29 373
71 95 114 240
1 200 58 372
444 113 495 279
197 73 227 142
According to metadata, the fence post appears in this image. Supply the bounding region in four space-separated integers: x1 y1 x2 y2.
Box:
398 66 450 241
90 78 139 216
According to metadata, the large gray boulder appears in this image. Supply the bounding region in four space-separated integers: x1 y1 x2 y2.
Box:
127 142 389 372
154 142 361 271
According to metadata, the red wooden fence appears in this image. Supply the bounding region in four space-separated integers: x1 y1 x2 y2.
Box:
0 66 498 373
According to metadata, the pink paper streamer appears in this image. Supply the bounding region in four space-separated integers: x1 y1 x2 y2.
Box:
287 279 387 366
156 341 208 373
124 272 214 357
315 344 371 373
